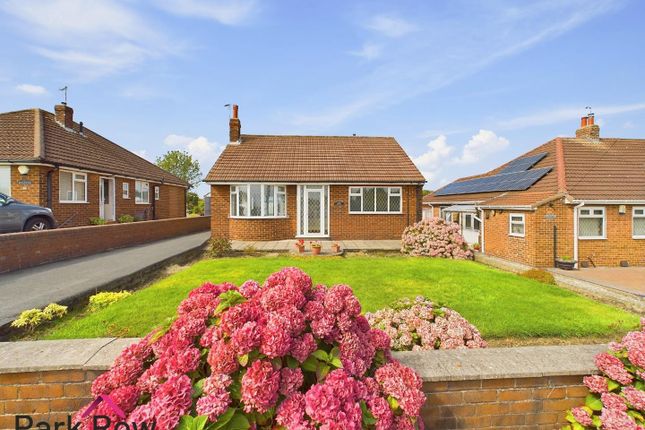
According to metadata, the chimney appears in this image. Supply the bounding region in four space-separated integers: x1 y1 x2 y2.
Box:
229 104 241 144
55 103 74 129
575 113 600 141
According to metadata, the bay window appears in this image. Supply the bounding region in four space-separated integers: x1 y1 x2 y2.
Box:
230 184 286 218
578 207 605 239
349 187 402 213
59 170 87 203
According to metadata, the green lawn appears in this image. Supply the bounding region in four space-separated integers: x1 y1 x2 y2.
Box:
41 255 639 342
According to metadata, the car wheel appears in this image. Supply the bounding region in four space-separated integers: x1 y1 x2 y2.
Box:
24 217 51 231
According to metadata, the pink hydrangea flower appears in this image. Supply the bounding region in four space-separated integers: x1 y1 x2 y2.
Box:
583 375 609 394
571 407 593 426
595 352 633 385
623 386 645 410
280 368 304 396
240 360 280 413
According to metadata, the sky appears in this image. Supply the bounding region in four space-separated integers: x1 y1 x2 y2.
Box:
1 0 644 197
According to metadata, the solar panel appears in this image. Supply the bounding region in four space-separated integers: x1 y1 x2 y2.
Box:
498 152 548 174
434 167 552 196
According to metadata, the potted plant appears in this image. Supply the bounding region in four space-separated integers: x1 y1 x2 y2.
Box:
331 242 341 253
294 239 305 253
310 241 322 255
555 256 576 270
473 243 481 252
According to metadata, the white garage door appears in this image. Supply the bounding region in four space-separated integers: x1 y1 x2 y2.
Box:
0 166 10 196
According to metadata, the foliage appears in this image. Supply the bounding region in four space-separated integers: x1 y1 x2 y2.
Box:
88 291 132 312
209 237 233 258
89 217 107 225
401 218 473 259
118 214 135 223
521 269 556 285
310 241 322 248
11 303 68 331
156 150 202 190
563 319 645 430
187 192 205 215
42 256 639 341
366 296 486 351
74 268 426 430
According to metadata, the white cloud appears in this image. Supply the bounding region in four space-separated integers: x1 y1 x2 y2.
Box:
16 83 47 95
413 135 453 180
365 15 417 38
163 134 223 175
134 149 151 161
349 43 382 60
154 0 257 25
454 130 509 164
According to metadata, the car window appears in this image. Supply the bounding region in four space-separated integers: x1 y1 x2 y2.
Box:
0 194 6 206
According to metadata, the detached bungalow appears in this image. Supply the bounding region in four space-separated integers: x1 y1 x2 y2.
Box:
205 105 426 240
424 114 645 267
0 104 188 227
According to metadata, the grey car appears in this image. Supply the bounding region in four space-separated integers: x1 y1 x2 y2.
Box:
0 192 57 233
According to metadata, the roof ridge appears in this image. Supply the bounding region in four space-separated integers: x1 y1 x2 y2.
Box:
241 134 395 139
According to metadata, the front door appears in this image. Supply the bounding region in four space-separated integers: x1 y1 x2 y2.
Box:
298 185 329 237
99 177 115 221
461 213 480 245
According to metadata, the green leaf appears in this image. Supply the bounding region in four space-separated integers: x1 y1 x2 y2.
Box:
628 410 644 422
591 415 602 427
316 363 331 381
193 416 209 430
226 412 250 430
330 357 343 368
329 347 340 359
585 394 602 411
302 355 319 372
387 396 399 410
571 423 585 430
607 379 620 391
360 401 377 426
229 380 242 401
312 349 329 362
193 378 206 398
238 354 249 367
209 408 236 430
214 290 246 315
565 411 576 423
286 356 299 369
177 415 194 430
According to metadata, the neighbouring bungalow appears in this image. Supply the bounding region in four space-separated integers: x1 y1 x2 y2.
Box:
0 104 188 228
205 105 426 241
424 114 645 268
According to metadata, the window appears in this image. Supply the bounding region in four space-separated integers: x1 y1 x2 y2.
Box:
59 171 87 203
348 187 402 213
135 181 150 204
0 166 10 196
155 186 160 201
579 207 605 239
509 213 525 237
633 207 645 239
122 182 130 199
230 184 286 218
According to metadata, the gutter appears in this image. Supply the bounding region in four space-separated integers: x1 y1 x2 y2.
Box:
571 200 645 205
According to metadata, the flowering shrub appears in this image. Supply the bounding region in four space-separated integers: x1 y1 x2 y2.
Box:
563 318 645 430
366 297 486 351
400 218 473 259
75 268 426 430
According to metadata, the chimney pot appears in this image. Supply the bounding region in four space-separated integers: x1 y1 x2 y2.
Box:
580 116 588 128
229 104 241 144
575 114 600 141
587 113 594 126
54 104 74 129
232 104 238 119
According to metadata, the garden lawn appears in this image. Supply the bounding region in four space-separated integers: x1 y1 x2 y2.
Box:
42 255 639 341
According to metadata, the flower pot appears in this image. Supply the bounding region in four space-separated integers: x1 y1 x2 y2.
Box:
331 245 341 253
555 259 576 270
312 247 321 255
296 245 305 253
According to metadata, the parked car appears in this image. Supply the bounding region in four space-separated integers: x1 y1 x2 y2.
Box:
0 192 57 233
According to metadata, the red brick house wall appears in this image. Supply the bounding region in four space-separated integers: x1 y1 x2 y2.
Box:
210 184 423 241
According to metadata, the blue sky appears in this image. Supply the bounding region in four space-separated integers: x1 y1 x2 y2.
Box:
1 0 644 196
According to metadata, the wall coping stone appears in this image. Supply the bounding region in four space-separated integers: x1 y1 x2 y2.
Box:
0 339 604 381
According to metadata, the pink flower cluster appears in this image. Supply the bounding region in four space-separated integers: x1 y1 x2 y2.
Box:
366 296 486 351
564 319 645 430
400 218 473 259
75 267 427 430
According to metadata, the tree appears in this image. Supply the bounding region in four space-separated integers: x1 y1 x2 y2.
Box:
156 150 202 190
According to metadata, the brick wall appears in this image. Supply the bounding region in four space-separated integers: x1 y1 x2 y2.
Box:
482 208 537 266
0 216 210 274
210 184 422 241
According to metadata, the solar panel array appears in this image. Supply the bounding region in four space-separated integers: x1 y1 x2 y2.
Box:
498 152 548 174
434 166 552 196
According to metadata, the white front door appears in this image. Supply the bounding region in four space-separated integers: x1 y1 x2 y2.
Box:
99 177 116 221
298 185 329 237
461 213 480 244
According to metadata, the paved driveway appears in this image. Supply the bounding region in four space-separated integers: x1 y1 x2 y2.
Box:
552 266 645 297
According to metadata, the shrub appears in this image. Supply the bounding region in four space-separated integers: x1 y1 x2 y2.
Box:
209 237 233 258
563 318 645 430
366 296 486 351
118 214 135 223
11 303 68 332
521 269 556 285
88 291 132 312
43 303 68 320
74 268 426 430
89 217 107 225
401 218 473 259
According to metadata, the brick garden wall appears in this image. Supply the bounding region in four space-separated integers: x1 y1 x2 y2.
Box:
0 216 210 274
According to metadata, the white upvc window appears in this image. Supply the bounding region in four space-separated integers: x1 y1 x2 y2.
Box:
135 181 150 204
633 207 645 239
122 182 130 199
348 187 402 214
578 207 605 239
59 170 87 203
230 184 286 218
155 186 160 201
509 213 525 237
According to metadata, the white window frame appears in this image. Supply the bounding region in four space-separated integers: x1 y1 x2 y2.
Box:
135 181 150 204
509 213 526 238
578 206 606 240
122 182 130 199
59 170 88 203
154 186 160 201
348 186 402 214
633 207 645 239
229 184 287 219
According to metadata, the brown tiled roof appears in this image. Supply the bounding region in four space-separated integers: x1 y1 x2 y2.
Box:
0 109 187 187
205 134 426 183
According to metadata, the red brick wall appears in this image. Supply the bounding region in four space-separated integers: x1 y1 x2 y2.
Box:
483 209 536 266
210 184 422 241
0 216 210 274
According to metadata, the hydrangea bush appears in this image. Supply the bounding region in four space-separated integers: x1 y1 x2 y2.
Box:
75 268 426 430
366 297 486 351
563 319 645 430
400 218 473 259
